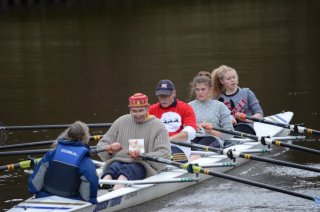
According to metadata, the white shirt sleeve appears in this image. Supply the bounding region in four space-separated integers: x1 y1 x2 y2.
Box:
182 126 196 141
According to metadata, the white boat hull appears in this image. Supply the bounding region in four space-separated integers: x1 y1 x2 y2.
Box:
8 112 294 212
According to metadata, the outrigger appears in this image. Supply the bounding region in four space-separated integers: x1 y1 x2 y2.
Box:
5 111 320 211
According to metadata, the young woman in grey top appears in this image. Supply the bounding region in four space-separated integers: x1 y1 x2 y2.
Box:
188 75 234 148
211 65 263 134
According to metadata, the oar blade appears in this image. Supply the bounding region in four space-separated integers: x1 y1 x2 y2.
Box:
314 197 320 206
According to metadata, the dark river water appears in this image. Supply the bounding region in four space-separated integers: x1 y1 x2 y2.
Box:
1 0 320 211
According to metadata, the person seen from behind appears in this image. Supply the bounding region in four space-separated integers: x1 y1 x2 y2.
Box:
28 121 98 203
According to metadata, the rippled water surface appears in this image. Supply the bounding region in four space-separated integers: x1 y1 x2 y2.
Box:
1 0 320 211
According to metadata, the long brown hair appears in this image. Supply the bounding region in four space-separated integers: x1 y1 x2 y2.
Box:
52 121 90 147
188 75 212 101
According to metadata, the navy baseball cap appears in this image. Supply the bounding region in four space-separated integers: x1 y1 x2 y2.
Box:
155 79 175 96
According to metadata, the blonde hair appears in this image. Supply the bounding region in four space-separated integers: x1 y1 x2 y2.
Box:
53 121 90 147
211 65 238 97
188 75 212 101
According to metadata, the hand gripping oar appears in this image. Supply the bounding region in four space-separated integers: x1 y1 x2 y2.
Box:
211 127 320 155
171 141 320 174
0 158 42 171
0 123 113 131
0 135 103 150
140 154 320 205
235 113 320 136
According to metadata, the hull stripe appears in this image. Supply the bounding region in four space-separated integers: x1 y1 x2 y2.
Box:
274 114 288 123
15 205 72 210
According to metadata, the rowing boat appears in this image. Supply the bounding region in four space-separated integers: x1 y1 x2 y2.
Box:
8 111 294 212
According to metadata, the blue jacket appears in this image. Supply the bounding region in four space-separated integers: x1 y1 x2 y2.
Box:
28 139 98 204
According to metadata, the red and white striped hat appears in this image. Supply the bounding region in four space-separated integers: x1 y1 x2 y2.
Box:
128 93 149 108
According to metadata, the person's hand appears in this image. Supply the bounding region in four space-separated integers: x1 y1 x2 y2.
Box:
128 150 140 159
199 122 213 134
107 142 122 154
196 124 205 134
234 112 247 122
232 117 237 125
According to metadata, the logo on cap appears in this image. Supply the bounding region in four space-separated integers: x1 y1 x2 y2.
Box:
155 80 175 96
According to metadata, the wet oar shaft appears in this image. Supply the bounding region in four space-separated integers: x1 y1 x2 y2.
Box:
271 140 320 155
174 140 320 173
238 114 320 136
212 127 258 140
0 140 54 150
0 123 112 131
236 152 320 173
140 154 316 202
0 135 103 150
171 140 223 154
0 149 51 156
302 128 320 136
0 146 105 157
212 127 320 155
0 158 42 171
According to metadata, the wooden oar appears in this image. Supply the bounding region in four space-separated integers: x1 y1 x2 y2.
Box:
211 127 320 155
235 113 320 136
0 146 106 157
171 141 320 173
0 135 103 150
140 154 320 204
0 158 42 171
0 123 113 131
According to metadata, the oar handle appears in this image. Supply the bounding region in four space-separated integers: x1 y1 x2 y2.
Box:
90 146 110 154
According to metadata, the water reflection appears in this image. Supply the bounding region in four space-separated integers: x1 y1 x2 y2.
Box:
0 0 320 210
